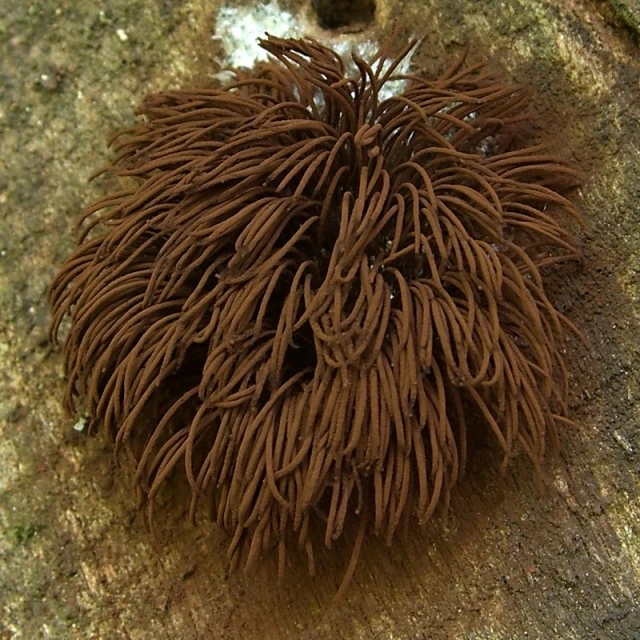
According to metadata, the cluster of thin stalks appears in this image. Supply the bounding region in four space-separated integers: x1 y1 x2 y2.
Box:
49 35 584 596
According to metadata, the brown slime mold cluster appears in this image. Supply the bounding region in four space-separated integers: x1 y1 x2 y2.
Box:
49 35 583 596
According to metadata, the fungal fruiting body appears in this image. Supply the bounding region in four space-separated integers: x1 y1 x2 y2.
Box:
49 36 582 590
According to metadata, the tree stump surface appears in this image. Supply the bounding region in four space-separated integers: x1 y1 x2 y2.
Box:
0 1 639 638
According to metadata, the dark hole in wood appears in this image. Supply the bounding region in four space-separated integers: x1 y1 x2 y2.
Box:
311 0 376 30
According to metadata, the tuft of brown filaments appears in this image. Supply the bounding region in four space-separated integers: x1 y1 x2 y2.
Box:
49 35 583 594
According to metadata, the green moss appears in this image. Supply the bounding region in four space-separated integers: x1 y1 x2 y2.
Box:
11 523 46 546
609 0 640 35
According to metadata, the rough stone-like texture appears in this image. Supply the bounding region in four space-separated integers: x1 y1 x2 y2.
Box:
1 1 639 638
